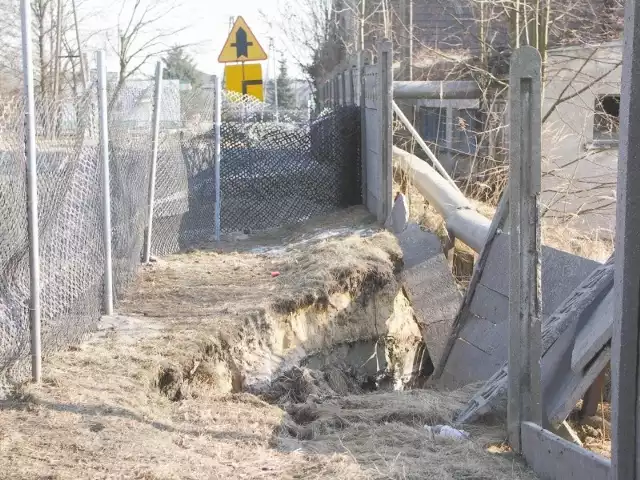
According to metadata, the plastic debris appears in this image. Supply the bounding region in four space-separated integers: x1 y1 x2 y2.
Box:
424 424 470 440
271 271 281 278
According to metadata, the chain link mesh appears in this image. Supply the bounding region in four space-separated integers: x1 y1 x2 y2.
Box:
0 77 362 383
0 85 106 383
150 87 362 254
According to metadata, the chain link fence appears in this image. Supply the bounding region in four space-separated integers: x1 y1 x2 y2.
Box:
0 86 106 383
0 74 362 385
150 88 362 255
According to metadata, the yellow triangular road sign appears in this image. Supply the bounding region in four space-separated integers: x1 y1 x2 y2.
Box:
218 16 268 63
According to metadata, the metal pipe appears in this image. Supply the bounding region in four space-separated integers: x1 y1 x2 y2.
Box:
21 0 42 383
392 100 461 192
393 146 491 252
393 81 482 100
97 51 113 315
214 74 222 241
143 61 163 263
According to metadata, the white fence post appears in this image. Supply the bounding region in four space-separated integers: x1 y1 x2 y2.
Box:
20 0 41 383
507 45 543 453
214 75 222 242
97 50 113 316
143 61 163 263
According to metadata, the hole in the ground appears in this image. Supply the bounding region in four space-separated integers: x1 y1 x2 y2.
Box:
255 337 433 405
157 364 185 402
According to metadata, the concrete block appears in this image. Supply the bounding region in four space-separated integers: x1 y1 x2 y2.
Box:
481 233 600 315
396 223 461 370
521 422 610 480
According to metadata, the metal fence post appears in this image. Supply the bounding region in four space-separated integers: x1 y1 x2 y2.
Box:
20 0 41 383
378 40 393 223
507 45 543 453
143 61 163 263
97 50 113 316
213 75 222 242
611 1 640 477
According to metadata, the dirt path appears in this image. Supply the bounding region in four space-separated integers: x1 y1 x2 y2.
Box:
0 208 538 479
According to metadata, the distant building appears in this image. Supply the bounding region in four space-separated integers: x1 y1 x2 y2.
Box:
292 79 312 109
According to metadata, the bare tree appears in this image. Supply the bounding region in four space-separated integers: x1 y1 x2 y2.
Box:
264 0 393 95
107 0 190 107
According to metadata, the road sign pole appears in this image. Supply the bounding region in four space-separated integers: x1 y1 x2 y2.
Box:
241 61 246 121
274 51 279 122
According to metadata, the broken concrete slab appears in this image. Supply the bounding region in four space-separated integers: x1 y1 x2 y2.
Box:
396 223 461 370
438 233 601 391
454 255 614 426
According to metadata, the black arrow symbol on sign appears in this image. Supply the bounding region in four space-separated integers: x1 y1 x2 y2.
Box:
231 28 253 58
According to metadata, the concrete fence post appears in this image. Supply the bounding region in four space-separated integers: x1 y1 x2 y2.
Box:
611 1 640 477
359 51 367 207
348 67 354 105
507 45 543 453
143 61 163 264
20 0 42 382
378 40 393 224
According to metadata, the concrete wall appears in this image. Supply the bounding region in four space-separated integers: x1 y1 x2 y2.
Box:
542 42 622 233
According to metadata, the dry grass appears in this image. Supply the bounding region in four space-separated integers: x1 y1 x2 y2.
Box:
123 206 398 320
277 387 536 480
0 208 538 479
566 402 612 459
272 233 402 313
0 333 536 479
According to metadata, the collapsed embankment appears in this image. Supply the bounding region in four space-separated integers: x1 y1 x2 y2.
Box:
134 225 433 402
0 209 538 479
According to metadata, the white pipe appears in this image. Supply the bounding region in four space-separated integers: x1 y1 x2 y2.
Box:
21 0 42 383
393 146 491 252
214 75 222 241
97 51 113 315
143 61 163 263
392 101 461 193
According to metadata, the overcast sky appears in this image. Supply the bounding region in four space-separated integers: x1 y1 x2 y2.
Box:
78 0 304 79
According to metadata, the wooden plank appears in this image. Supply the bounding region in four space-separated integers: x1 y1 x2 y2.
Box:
547 348 611 425
521 422 610 480
572 287 614 373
